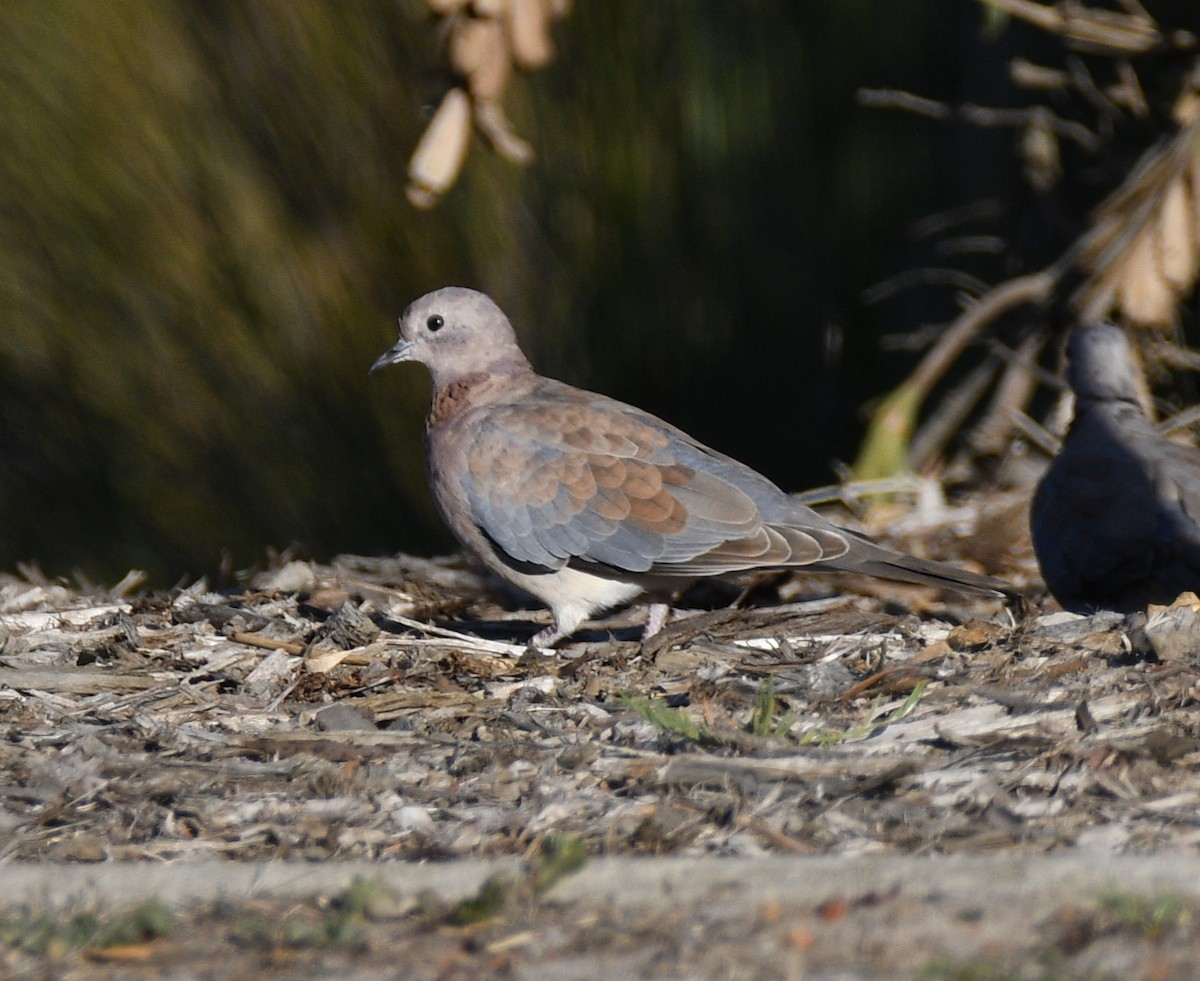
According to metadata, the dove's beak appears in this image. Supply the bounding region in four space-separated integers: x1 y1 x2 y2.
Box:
370 338 416 375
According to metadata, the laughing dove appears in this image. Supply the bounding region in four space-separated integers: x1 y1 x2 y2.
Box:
372 287 1015 646
1031 322 1200 613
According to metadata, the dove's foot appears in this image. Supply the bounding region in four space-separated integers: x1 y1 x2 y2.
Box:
642 600 671 640
528 623 565 649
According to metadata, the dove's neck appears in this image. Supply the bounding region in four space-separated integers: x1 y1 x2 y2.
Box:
1068 360 1141 405
1072 395 1153 439
1075 392 1142 415
427 361 536 428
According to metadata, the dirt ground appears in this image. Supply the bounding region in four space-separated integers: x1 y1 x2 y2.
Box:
5 488 1200 978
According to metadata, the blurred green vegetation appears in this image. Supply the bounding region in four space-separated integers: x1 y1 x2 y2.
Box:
0 1 1181 584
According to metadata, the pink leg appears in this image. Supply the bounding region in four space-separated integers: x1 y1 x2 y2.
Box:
643 600 671 639
528 606 588 649
528 623 565 649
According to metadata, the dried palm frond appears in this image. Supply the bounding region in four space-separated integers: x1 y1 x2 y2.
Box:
1073 76 1200 328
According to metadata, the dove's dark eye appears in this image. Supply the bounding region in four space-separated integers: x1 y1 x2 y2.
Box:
426 314 444 332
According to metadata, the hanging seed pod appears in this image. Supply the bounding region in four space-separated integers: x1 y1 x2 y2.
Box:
505 0 554 70
449 15 511 101
448 15 495 76
407 87 472 209
410 0 571 205
1118 228 1176 326
1158 175 1196 291
1172 81 1200 127
474 98 534 165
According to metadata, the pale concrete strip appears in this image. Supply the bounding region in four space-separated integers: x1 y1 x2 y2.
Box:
1 853 1196 910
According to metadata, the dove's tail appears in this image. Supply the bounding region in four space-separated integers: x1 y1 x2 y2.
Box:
825 541 1020 602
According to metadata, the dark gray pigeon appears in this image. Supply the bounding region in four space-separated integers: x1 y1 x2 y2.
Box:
1031 322 1200 613
372 287 1015 646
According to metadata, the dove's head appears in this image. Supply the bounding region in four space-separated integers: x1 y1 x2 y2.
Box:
1066 322 1141 404
371 287 531 386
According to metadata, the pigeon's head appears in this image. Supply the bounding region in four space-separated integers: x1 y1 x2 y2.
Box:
1066 322 1141 404
371 287 530 385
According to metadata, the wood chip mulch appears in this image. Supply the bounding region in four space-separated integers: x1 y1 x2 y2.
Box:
4 489 1199 868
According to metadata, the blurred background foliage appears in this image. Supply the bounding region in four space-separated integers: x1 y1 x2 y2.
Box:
0 0 1194 585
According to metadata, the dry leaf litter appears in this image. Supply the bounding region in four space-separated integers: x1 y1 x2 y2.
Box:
3 487 1199 868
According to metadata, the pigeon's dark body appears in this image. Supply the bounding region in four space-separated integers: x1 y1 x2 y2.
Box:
1032 322 1200 613
373 287 1015 646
